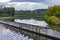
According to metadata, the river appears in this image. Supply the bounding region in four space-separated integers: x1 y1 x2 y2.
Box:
0 23 53 40
14 19 48 27
0 23 33 40
0 20 60 40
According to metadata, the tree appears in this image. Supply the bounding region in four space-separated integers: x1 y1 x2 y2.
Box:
15 9 47 20
0 7 15 17
44 5 60 30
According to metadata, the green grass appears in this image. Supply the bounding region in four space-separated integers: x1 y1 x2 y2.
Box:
0 17 14 21
0 17 14 19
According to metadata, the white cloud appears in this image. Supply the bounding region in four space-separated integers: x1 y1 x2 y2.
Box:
7 2 44 6
45 0 60 5
0 0 11 2
5 2 49 10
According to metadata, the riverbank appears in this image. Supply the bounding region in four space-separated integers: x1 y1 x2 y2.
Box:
0 17 14 21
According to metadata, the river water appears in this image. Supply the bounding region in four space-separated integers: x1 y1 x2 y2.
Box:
0 23 53 40
0 20 60 40
14 19 48 27
0 23 33 40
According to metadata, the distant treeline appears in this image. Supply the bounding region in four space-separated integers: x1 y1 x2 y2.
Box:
0 7 15 17
0 7 47 20
15 9 47 20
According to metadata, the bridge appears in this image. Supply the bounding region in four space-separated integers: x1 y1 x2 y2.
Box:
0 20 60 40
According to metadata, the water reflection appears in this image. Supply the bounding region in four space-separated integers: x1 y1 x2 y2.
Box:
0 24 33 40
14 19 48 27
0 22 60 40
14 19 60 39
40 28 60 38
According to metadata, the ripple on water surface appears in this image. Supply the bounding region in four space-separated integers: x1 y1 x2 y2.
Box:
0 25 33 40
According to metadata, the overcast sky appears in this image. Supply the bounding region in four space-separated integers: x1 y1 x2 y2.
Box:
0 0 60 10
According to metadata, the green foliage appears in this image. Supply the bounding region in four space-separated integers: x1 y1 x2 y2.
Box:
15 9 47 20
0 7 15 17
48 22 60 30
44 5 60 30
49 16 60 23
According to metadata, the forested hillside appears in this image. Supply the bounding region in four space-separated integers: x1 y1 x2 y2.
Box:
0 7 14 17
15 9 47 20
0 7 15 20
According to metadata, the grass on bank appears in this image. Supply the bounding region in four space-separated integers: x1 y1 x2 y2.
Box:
0 17 14 21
